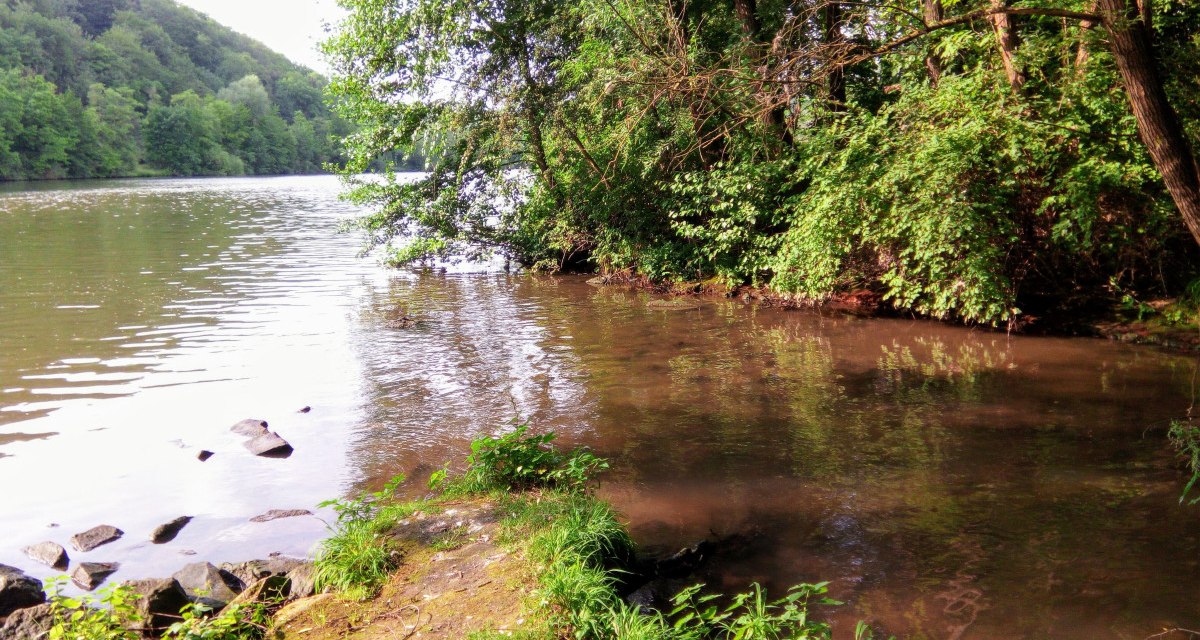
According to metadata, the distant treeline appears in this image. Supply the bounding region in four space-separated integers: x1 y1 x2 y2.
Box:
0 0 370 180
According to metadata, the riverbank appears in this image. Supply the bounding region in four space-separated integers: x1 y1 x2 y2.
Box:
586 272 1200 352
0 428 850 640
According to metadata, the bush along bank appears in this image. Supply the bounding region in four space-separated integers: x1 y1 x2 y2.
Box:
9 425 880 639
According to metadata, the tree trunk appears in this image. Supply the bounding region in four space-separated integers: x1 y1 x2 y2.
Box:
824 2 846 109
923 0 944 86
1099 0 1200 245
989 0 1026 91
1074 5 1099 72
733 0 760 38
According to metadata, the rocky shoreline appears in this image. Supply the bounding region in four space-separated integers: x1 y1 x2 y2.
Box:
0 417 315 639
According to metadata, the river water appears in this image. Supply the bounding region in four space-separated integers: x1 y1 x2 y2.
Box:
1 176 1197 638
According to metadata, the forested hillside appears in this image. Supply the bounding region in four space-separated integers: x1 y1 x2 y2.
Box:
0 0 346 180
328 0 1200 326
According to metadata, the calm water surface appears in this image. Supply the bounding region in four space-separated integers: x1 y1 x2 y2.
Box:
1 176 1197 639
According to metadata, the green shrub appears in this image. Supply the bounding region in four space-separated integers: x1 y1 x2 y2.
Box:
45 577 141 640
454 424 608 493
164 601 271 639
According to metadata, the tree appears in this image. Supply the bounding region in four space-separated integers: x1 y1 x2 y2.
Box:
144 90 223 175
85 82 142 176
0 69 77 179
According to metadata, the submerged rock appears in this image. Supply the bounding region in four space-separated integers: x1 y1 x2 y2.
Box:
150 516 193 544
124 578 189 633
249 509 312 523
230 418 269 437
0 565 44 617
172 562 242 609
244 432 293 457
0 603 50 639
69 524 123 552
71 562 119 591
647 298 702 311
22 541 68 569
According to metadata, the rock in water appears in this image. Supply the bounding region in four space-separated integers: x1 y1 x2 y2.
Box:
172 562 242 609
69 525 123 552
244 432 293 457
22 542 68 569
150 516 193 544
197 450 214 462
0 565 44 617
646 298 702 311
249 509 312 523
0 603 51 639
124 578 190 633
297 406 311 413
71 562 119 591
230 418 269 437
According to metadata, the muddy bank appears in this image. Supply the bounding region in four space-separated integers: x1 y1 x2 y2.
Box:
588 271 1200 352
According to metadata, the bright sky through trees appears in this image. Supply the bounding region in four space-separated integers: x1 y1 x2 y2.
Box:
175 0 344 74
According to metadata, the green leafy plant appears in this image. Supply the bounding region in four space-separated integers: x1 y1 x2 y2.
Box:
668 583 840 640
458 424 608 493
1169 419 1200 504
44 577 142 640
164 600 271 639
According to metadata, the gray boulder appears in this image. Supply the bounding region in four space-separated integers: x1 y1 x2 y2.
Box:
227 575 289 608
243 432 293 457
219 557 304 587
230 419 269 437
285 563 316 598
0 565 44 617
150 516 193 544
124 578 190 634
71 562 119 591
172 562 242 609
22 542 68 570
69 525 123 552
0 603 50 639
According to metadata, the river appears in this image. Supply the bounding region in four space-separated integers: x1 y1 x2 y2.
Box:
0 175 1197 638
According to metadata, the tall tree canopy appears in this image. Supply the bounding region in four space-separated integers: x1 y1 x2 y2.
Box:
0 0 348 179
327 0 1200 325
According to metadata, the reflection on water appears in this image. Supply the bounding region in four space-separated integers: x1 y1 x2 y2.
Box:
1 177 1198 637
348 276 1200 639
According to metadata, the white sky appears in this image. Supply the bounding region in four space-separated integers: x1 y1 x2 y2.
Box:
173 0 347 75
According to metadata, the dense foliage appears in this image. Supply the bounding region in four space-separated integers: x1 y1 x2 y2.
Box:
327 0 1200 325
0 0 347 179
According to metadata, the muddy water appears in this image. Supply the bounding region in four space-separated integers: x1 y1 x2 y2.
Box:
1 177 1198 638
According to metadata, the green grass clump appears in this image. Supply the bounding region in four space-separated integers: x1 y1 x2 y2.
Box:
313 474 416 599
1170 419 1200 504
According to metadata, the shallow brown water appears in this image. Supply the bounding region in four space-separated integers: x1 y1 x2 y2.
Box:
1 177 1198 638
